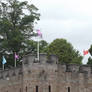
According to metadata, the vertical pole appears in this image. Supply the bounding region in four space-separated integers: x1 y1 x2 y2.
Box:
21 60 24 92
15 57 16 67
2 64 4 70
37 39 40 61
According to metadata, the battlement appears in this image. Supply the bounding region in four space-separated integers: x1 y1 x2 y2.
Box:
0 54 92 81
23 53 58 64
65 64 92 73
57 64 92 74
23 53 92 74
0 67 22 80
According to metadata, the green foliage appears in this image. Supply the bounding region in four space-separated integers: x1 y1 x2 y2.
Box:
0 0 40 67
89 45 92 56
39 40 48 53
25 40 48 54
46 39 83 64
87 57 92 65
87 45 92 65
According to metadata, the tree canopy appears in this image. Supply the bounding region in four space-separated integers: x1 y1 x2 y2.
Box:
24 40 48 54
0 0 40 67
89 45 92 56
87 57 92 65
0 0 40 54
87 45 92 65
46 39 83 64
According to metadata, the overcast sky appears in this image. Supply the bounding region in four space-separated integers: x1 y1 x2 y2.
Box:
28 0 92 64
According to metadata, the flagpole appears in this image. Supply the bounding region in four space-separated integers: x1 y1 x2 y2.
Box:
37 38 40 61
36 29 42 61
2 64 4 70
14 52 16 68
15 58 16 67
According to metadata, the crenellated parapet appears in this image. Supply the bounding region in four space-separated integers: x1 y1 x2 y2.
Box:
23 53 58 64
0 67 22 80
23 53 92 75
0 54 92 81
58 64 92 74
72 64 91 74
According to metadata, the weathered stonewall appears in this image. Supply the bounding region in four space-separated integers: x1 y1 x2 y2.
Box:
0 53 92 92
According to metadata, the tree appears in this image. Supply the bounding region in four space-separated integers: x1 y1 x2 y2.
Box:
87 57 92 65
46 38 83 64
39 40 48 53
89 45 92 56
0 0 40 67
87 45 92 65
24 40 48 54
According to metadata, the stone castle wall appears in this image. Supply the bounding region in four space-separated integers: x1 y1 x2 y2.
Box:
0 54 92 92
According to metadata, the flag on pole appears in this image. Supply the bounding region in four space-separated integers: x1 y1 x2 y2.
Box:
83 50 89 55
15 52 19 59
2 56 7 64
37 29 42 38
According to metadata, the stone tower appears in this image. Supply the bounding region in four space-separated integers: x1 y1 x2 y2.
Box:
0 53 92 92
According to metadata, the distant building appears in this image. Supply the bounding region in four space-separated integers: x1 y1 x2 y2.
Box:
0 53 92 92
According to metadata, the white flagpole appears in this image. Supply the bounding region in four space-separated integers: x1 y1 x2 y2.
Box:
36 29 42 61
37 38 40 61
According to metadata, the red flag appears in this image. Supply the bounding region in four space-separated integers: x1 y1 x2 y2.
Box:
83 50 89 55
